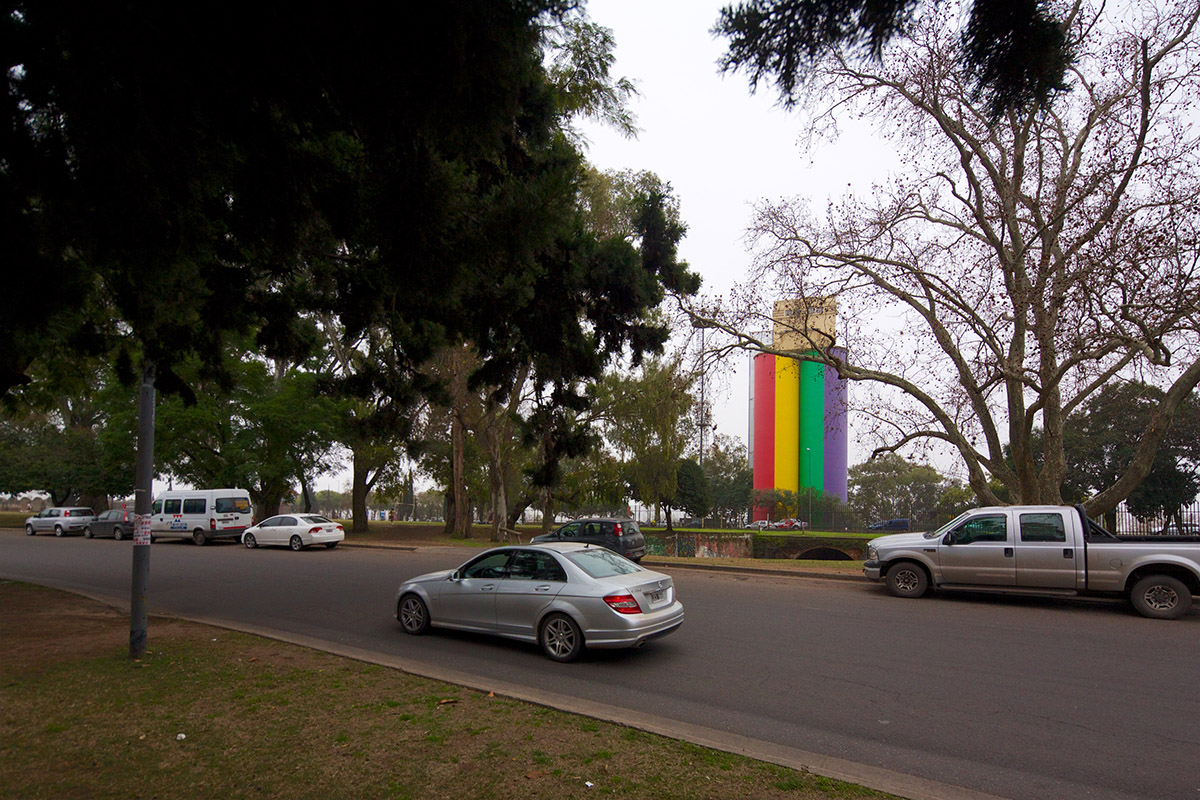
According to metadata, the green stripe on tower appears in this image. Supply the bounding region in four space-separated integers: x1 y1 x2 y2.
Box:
799 357 825 492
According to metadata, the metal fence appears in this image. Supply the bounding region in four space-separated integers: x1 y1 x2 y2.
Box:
1112 499 1200 535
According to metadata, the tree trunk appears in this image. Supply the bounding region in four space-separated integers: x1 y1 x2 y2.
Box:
450 408 471 538
351 452 371 534
485 430 507 542
297 469 314 513
540 487 555 534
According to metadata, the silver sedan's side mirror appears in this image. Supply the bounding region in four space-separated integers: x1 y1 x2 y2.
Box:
448 570 461 582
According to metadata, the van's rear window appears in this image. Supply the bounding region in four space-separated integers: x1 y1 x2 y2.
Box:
216 498 251 514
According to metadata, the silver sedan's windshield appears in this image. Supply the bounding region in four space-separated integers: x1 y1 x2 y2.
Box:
566 548 642 578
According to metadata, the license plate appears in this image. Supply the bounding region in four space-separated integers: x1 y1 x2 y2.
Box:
648 590 664 603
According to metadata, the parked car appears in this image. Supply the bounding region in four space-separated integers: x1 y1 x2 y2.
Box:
85 508 133 540
150 488 253 545
769 518 809 530
868 518 911 531
530 517 646 562
1161 521 1200 536
24 507 95 537
743 520 770 530
241 514 344 551
864 505 1200 619
395 542 684 662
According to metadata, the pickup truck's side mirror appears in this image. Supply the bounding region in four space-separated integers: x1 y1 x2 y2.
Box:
943 531 957 545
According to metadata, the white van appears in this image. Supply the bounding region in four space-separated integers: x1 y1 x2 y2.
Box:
150 488 254 545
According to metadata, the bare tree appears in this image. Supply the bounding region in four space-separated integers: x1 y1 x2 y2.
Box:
692 1 1200 516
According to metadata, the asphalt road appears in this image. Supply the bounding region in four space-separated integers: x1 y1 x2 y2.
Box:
4 531 1198 800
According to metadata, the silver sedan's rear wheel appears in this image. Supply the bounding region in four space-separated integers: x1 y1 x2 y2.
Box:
243 533 257 549
398 594 430 635
539 613 584 662
289 535 304 551
1130 575 1192 620
885 561 929 598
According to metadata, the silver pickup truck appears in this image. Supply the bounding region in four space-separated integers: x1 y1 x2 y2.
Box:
863 505 1200 619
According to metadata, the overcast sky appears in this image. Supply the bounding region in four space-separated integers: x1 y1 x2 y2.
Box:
577 0 898 460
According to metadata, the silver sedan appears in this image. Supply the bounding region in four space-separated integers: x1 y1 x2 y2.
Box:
394 542 684 662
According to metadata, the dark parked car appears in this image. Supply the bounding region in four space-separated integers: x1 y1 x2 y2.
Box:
85 508 134 540
530 518 647 562
24 507 95 536
868 518 911 531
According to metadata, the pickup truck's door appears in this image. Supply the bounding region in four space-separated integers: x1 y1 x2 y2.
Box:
1014 510 1079 589
938 513 1016 585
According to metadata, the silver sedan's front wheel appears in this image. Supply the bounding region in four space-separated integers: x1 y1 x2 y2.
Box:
539 613 583 662
398 594 430 635
243 533 257 549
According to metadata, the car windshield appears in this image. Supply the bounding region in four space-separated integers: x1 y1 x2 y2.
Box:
924 511 972 539
300 515 331 524
565 548 642 578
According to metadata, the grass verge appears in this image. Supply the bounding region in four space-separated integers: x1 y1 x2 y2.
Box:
1 581 896 800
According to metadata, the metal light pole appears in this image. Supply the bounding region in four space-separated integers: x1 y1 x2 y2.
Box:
130 360 155 659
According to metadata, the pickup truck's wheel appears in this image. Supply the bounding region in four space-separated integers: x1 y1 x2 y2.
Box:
1130 575 1192 620
885 561 929 598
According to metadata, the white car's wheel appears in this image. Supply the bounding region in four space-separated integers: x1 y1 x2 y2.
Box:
289 535 304 551
244 533 258 549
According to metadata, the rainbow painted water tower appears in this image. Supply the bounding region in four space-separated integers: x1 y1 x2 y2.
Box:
749 299 849 520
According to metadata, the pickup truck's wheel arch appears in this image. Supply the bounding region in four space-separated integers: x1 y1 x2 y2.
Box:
884 560 930 598
1129 574 1192 620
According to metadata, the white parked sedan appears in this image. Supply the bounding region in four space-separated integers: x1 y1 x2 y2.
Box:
241 514 344 551
395 542 684 662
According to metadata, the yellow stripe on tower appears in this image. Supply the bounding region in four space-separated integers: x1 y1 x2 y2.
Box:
773 355 800 493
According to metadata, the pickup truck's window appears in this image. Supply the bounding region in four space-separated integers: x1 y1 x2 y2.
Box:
1020 513 1066 543
952 515 1008 543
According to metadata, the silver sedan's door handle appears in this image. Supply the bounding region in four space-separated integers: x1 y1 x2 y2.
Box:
534 584 552 592
480 584 496 591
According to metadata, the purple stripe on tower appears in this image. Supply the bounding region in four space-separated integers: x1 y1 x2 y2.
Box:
823 346 849 503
